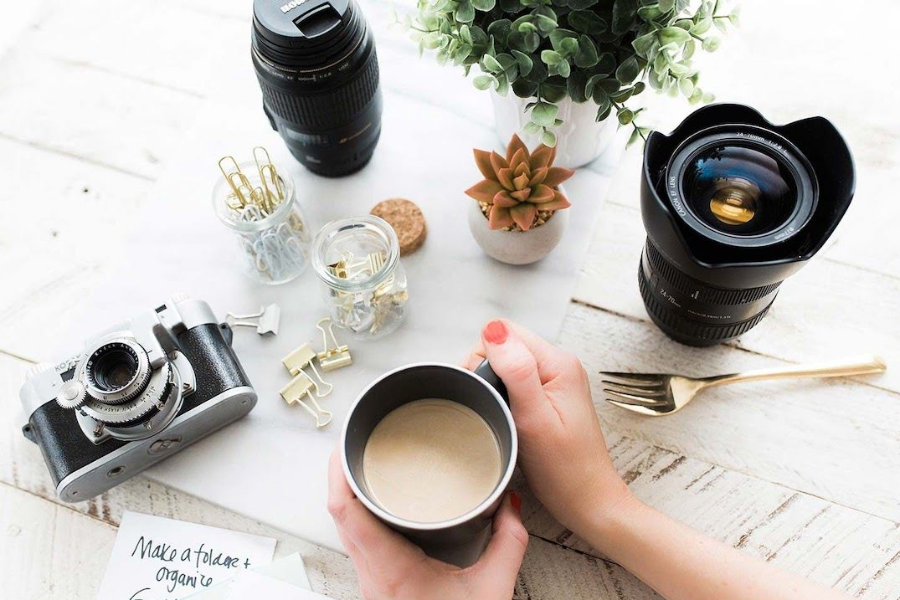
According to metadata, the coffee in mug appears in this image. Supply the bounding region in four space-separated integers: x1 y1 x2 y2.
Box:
342 360 515 567
362 398 502 523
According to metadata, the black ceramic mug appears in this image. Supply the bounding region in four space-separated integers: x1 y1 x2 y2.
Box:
341 360 516 567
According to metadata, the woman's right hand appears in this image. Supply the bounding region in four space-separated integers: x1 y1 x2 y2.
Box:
465 319 635 536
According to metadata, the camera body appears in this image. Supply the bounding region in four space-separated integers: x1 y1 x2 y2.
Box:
19 297 256 502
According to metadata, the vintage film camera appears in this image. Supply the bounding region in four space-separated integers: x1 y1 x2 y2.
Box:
19 296 257 501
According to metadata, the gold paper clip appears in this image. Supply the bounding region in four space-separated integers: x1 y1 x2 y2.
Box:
218 155 255 210
282 342 333 397
279 372 332 428
226 303 281 336
316 317 353 371
253 146 284 213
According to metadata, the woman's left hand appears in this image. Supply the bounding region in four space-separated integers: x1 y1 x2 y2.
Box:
327 450 528 600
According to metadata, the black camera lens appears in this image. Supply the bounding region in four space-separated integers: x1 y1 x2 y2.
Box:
252 0 382 177
639 104 855 346
87 343 139 392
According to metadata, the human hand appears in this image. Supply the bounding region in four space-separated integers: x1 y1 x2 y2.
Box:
464 319 635 537
327 450 528 600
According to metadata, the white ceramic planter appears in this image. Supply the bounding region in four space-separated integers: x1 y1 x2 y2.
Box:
467 196 570 266
491 92 617 169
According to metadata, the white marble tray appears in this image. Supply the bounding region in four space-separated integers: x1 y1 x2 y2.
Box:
50 92 620 552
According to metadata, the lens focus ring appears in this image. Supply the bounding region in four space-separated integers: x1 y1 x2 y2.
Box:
638 263 774 345
644 242 781 306
256 53 379 130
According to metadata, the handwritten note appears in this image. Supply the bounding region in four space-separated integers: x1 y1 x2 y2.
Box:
96 512 276 600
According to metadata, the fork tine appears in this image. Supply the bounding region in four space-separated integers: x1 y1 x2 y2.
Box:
600 372 665 388
605 398 664 416
603 389 666 406
602 381 667 398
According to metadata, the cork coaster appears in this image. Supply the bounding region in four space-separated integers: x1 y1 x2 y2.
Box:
371 198 427 256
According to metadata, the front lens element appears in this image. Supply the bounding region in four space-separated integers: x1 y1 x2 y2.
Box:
91 347 139 392
682 144 797 235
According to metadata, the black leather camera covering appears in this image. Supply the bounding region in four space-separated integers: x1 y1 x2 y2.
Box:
24 323 251 486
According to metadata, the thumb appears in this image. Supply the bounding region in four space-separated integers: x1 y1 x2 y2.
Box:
472 493 528 588
481 320 555 426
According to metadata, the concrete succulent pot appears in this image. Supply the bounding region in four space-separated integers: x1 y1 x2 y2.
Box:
467 188 570 265
464 135 575 266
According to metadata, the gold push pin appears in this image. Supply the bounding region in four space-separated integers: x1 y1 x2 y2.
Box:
279 372 332 429
316 317 352 371
282 342 333 397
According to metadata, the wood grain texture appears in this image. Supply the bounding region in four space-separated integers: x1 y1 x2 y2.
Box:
2 0 900 597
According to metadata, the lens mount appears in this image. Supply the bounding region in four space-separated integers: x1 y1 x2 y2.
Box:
79 339 151 405
666 126 817 248
80 360 177 428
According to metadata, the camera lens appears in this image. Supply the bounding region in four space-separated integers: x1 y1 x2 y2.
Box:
639 105 855 346
252 0 382 177
92 347 139 391
83 340 152 405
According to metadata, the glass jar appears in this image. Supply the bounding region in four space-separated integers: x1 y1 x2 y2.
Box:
312 216 409 339
212 161 310 285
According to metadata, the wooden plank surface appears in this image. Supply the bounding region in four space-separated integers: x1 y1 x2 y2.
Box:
2 0 900 598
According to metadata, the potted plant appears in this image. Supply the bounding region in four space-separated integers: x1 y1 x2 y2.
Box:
402 0 739 168
465 134 574 264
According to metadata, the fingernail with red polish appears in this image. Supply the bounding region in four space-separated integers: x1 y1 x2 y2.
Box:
510 491 522 515
484 320 508 345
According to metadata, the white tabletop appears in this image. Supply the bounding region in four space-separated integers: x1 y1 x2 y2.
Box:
2 0 900 598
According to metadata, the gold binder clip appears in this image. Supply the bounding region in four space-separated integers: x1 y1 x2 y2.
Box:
316 317 353 371
279 372 332 428
282 342 333 397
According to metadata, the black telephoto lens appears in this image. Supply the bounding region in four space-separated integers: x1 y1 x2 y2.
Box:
639 104 855 346
252 0 382 177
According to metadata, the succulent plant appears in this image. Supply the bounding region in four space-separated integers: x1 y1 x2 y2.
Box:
466 134 574 230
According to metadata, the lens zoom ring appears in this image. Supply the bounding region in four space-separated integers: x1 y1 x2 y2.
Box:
638 265 772 343
258 54 379 129
645 242 781 305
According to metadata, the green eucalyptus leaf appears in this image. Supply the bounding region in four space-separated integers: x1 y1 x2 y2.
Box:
522 121 542 134
658 27 691 45
499 0 526 12
454 1 475 23
679 77 694 97
508 30 541 53
541 82 568 102
531 101 559 126
637 6 664 20
512 79 539 97
559 37 579 55
511 49 534 77
615 55 640 84
627 126 643 148
473 74 497 90
540 129 558 147
471 0 495 10
556 59 571 77
524 58 548 83
534 14 558 34
611 0 638 35
683 38 696 60
702 36 720 52
690 17 712 35
632 32 657 58
574 35 599 68
482 54 502 72
658 0 675 12
567 71 589 102
593 52 616 76
541 49 563 65
487 19 512 46
549 28 578 48
565 0 599 9
568 10 608 35
617 108 634 125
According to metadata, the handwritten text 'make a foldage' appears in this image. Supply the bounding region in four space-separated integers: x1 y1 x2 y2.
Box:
130 535 255 594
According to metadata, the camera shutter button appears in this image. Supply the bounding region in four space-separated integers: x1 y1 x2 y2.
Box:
56 380 87 409
149 438 181 454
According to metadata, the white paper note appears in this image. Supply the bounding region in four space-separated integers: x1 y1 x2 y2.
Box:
226 571 329 600
96 511 277 600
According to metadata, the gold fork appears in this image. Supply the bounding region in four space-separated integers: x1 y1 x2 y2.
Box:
601 354 887 416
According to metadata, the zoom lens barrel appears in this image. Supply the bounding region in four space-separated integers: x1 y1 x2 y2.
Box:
252 0 382 177
639 104 855 346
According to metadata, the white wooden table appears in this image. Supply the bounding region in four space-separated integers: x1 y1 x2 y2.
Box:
2 1 899 598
